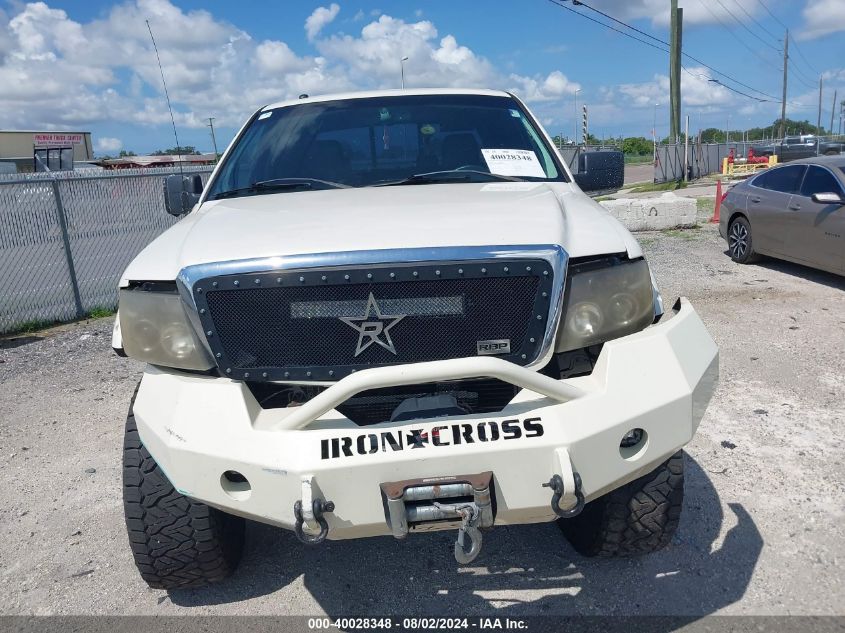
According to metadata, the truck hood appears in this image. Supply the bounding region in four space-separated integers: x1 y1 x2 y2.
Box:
121 182 639 283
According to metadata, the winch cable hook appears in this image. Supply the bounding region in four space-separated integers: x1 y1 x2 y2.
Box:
435 501 483 564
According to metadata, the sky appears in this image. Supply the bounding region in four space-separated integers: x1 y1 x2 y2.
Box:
1 0 843 155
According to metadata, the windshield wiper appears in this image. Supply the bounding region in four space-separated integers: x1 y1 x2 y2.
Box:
211 177 348 200
373 170 523 187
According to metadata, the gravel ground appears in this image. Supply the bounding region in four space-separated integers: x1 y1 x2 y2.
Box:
1 223 843 616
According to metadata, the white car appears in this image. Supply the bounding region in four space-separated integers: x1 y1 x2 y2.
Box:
114 88 718 588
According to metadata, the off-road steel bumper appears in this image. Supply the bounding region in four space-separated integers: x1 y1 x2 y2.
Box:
132 298 718 541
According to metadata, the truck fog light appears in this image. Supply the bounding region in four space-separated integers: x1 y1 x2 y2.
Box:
620 428 644 448
568 302 603 336
160 323 196 360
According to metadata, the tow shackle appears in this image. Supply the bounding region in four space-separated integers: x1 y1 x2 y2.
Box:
293 498 335 545
543 472 585 518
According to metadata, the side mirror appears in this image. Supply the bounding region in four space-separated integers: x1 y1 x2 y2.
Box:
163 174 203 216
573 151 624 193
811 192 844 205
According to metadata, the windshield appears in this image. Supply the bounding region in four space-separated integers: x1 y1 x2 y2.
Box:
206 94 565 200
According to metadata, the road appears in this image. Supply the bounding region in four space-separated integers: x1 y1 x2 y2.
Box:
624 162 654 185
1 224 843 617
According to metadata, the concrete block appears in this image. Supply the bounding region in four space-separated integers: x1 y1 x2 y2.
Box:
599 192 698 231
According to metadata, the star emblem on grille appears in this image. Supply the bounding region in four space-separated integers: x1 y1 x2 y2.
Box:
339 293 406 357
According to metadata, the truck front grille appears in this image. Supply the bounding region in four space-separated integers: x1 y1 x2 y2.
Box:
193 260 554 382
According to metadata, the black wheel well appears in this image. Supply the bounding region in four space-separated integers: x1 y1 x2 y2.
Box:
728 211 748 229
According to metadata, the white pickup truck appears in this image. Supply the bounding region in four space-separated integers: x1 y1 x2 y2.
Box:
114 88 718 589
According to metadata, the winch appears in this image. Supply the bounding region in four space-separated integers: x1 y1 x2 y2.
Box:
380 472 495 564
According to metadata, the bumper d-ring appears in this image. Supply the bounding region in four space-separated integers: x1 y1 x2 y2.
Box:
543 472 585 518
293 498 335 545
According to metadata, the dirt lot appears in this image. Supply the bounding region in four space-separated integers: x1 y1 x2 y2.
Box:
1 224 843 616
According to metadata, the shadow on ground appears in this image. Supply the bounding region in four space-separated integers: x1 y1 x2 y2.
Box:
168 455 762 619
720 251 845 290
0 335 43 350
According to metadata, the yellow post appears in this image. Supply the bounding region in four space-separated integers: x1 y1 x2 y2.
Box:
722 157 729 175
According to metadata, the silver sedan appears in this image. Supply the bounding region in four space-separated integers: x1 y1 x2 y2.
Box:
719 155 845 275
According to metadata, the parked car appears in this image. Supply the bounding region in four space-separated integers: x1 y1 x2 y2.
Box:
752 135 844 162
114 88 718 588
720 155 845 275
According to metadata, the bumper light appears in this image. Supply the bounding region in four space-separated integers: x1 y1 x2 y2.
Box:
119 289 213 371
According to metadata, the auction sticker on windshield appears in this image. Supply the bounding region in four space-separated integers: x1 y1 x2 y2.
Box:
481 148 546 178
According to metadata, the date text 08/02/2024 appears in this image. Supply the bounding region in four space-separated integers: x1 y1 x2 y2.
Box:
307 617 529 629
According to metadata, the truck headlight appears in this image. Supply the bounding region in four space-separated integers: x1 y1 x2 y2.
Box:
118 289 213 370
555 259 654 352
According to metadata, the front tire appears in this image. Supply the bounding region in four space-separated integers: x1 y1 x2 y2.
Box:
558 451 684 557
123 394 245 589
728 216 760 264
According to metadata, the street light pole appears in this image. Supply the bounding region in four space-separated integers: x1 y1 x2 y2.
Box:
400 56 409 89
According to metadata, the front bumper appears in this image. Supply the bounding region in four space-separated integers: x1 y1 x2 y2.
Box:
133 297 718 540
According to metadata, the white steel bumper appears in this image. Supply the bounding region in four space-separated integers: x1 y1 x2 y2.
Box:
132 297 718 540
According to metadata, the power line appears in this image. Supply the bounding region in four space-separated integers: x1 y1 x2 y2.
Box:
789 33 821 77
543 0 669 54
713 0 779 51
547 0 785 103
731 0 779 40
681 66 773 102
756 0 820 75
788 58 818 90
697 0 782 72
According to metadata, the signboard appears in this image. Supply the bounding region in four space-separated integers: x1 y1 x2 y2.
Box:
34 133 84 147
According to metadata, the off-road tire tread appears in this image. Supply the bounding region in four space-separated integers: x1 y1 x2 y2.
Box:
123 391 244 589
558 451 684 557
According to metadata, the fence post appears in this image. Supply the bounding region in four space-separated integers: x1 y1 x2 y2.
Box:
50 179 85 319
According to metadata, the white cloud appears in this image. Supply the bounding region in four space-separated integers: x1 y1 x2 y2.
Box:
616 67 733 108
305 3 340 41
95 136 123 153
798 0 845 40
510 70 580 102
0 1 580 135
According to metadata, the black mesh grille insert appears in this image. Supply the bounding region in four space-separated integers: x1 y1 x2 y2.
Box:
193 260 554 381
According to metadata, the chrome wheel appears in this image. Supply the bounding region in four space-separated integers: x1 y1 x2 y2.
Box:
729 222 748 259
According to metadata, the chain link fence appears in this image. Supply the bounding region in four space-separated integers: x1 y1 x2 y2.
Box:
0 166 213 334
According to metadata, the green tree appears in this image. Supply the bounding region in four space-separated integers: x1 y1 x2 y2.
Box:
621 136 653 155
152 146 200 156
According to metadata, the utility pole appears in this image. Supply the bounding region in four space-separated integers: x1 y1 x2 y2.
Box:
779 30 789 139
669 0 682 143
816 76 823 154
207 117 219 159
830 90 837 135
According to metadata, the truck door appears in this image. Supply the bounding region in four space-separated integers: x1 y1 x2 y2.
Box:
790 165 845 272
